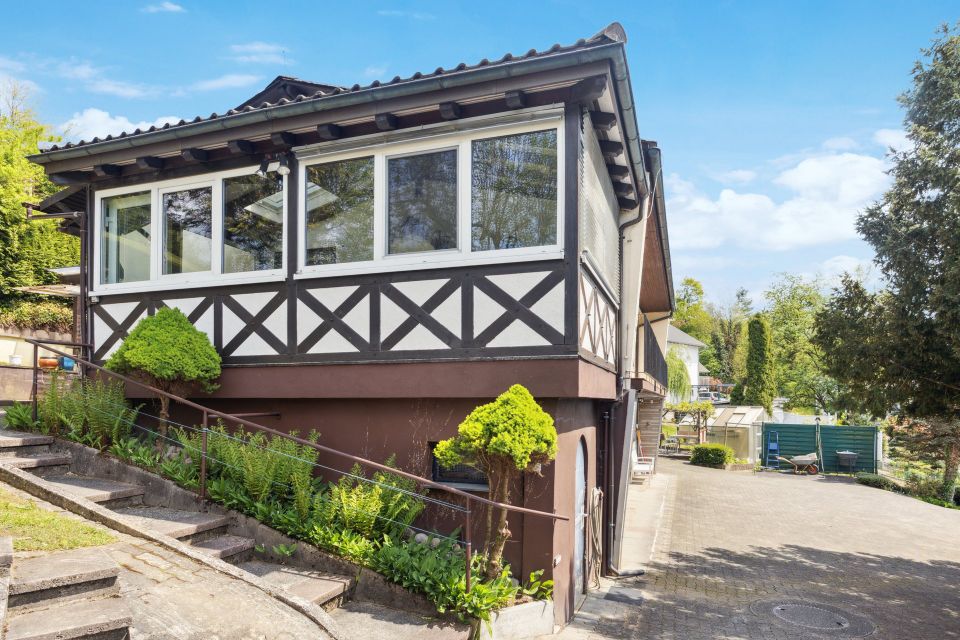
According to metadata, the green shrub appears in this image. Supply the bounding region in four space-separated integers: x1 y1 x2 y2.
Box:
3 402 37 431
106 308 221 435
0 300 73 333
855 472 902 492
689 444 734 467
905 471 947 500
35 375 138 449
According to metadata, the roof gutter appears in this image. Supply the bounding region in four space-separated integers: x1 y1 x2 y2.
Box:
644 144 675 312
30 41 641 177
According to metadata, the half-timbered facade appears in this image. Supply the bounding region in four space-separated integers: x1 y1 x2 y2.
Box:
29 22 673 624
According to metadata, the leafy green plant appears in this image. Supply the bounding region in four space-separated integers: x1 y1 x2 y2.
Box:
0 300 73 333
272 543 297 563
689 444 735 467
435 384 557 579
105 308 221 436
520 570 553 600
159 456 198 488
3 402 37 431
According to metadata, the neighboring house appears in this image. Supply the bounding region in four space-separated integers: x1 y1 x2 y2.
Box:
666 325 705 402
25 22 673 623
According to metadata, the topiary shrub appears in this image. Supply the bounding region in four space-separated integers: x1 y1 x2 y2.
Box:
434 384 557 580
689 443 734 467
106 308 220 437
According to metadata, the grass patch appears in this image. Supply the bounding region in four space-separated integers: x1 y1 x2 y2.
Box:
0 489 114 551
661 423 678 437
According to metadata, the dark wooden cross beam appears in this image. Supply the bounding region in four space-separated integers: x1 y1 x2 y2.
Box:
505 90 527 109
598 140 624 159
613 182 634 198
227 139 255 154
618 197 638 210
375 113 398 131
316 123 342 140
135 156 164 170
49 171 90 186
438 101 462 120
181 148 209 162
607 164 629 179
589 111 617 132
270 131 299 147
570 76 607 103
93 164 122 178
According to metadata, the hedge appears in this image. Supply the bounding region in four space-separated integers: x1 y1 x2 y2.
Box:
855 472 903 493
689 444 734 467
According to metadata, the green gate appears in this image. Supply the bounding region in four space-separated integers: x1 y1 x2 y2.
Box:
761 423 878 473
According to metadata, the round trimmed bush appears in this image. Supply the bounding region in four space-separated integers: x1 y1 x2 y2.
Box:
689 443 735 467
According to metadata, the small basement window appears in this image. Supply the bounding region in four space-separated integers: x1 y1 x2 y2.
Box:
429 442 488 489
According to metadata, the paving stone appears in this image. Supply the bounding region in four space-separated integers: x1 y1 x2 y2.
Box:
5 594 131 640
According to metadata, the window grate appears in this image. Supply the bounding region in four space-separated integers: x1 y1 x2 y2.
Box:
429 442 488 485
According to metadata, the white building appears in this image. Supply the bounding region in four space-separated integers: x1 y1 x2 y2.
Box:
667 325 705 402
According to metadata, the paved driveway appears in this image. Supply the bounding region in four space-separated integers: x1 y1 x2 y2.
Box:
562 458 960 640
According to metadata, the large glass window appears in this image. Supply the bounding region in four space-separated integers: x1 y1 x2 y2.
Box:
101 191 151 284
223 174 284 273
387 149 457 254
305 157 375 265
162 187 212 275
471 130 558 251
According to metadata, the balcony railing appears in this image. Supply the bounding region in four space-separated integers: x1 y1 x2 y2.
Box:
643 315 667 387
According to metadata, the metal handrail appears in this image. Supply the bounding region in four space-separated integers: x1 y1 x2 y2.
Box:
25 337 568 592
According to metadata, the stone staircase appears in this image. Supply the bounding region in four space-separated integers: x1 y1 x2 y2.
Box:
0 423 355 615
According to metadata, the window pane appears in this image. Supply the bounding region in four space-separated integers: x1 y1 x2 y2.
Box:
388 149 457 254
223 174 284 273
305 157 374 266
471 130 558 251
101 191 151 284
162 187 212 275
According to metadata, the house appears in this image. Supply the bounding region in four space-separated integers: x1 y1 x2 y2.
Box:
26 22 673 624
666 325 705 402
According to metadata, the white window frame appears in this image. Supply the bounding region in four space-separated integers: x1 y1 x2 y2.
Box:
296 116 564 279
92 166 287 295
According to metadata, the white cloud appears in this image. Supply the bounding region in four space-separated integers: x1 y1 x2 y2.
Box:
714 169 756 185
0 56 25 73
873 128 910 153
142 1 185 12
191 74 261 91
60 108 180 142
666 145 890 252
377 9 436 20
228 42 290 65
363 65 387 78
822 136 858 151
88 78 156 99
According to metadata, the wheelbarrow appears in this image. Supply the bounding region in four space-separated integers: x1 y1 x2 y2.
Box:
777 453 819 475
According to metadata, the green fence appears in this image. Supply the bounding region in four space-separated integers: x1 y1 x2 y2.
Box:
761 423 878 473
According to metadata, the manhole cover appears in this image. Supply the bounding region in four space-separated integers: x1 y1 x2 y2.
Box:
750 599 876 637
772 603 850 630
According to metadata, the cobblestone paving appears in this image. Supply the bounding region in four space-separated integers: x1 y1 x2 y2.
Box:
562 459 960 640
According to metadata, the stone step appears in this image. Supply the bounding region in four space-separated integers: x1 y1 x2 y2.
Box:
43 474 145 508
2 452 71 477
5 594 131 640
9 548 120 611
237 560 353 610
113 505 230 541
329 600 470 640
0 430 54 448
191 534 256 562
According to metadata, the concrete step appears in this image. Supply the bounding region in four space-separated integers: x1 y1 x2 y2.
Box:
5 595 131 640
9 548 120 612
237 559 353 610
329 600 470 640
113 505 230 541
0 430 54 448
43 474 145 508
191 534 256 562
2 452 71 477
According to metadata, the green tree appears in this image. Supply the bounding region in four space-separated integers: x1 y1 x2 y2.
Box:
742 314 776 414
0 83 78 304
106 308 221 436
434 384 557 579
708 288 752 382
814 25 960 502
666 346 691 402
673 277 713 342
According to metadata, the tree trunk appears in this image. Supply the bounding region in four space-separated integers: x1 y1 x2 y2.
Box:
940 441 959 503
484 464 512 580
157 395 170 440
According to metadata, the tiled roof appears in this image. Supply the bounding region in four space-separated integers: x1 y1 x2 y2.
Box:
43 23 626 154
668 325 707 348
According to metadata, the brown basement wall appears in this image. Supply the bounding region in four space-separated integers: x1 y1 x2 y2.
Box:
153 359 614 625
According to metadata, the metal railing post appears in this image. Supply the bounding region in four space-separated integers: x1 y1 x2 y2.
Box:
30 344 39 424
464 508 472 594
200 411 209 512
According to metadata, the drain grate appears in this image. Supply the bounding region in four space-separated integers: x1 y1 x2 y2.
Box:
750 599 876 637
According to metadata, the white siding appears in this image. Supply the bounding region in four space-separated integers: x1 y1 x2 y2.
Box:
579 114 621 297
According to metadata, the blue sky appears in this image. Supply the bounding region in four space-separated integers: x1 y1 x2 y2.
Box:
3 1 956 308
